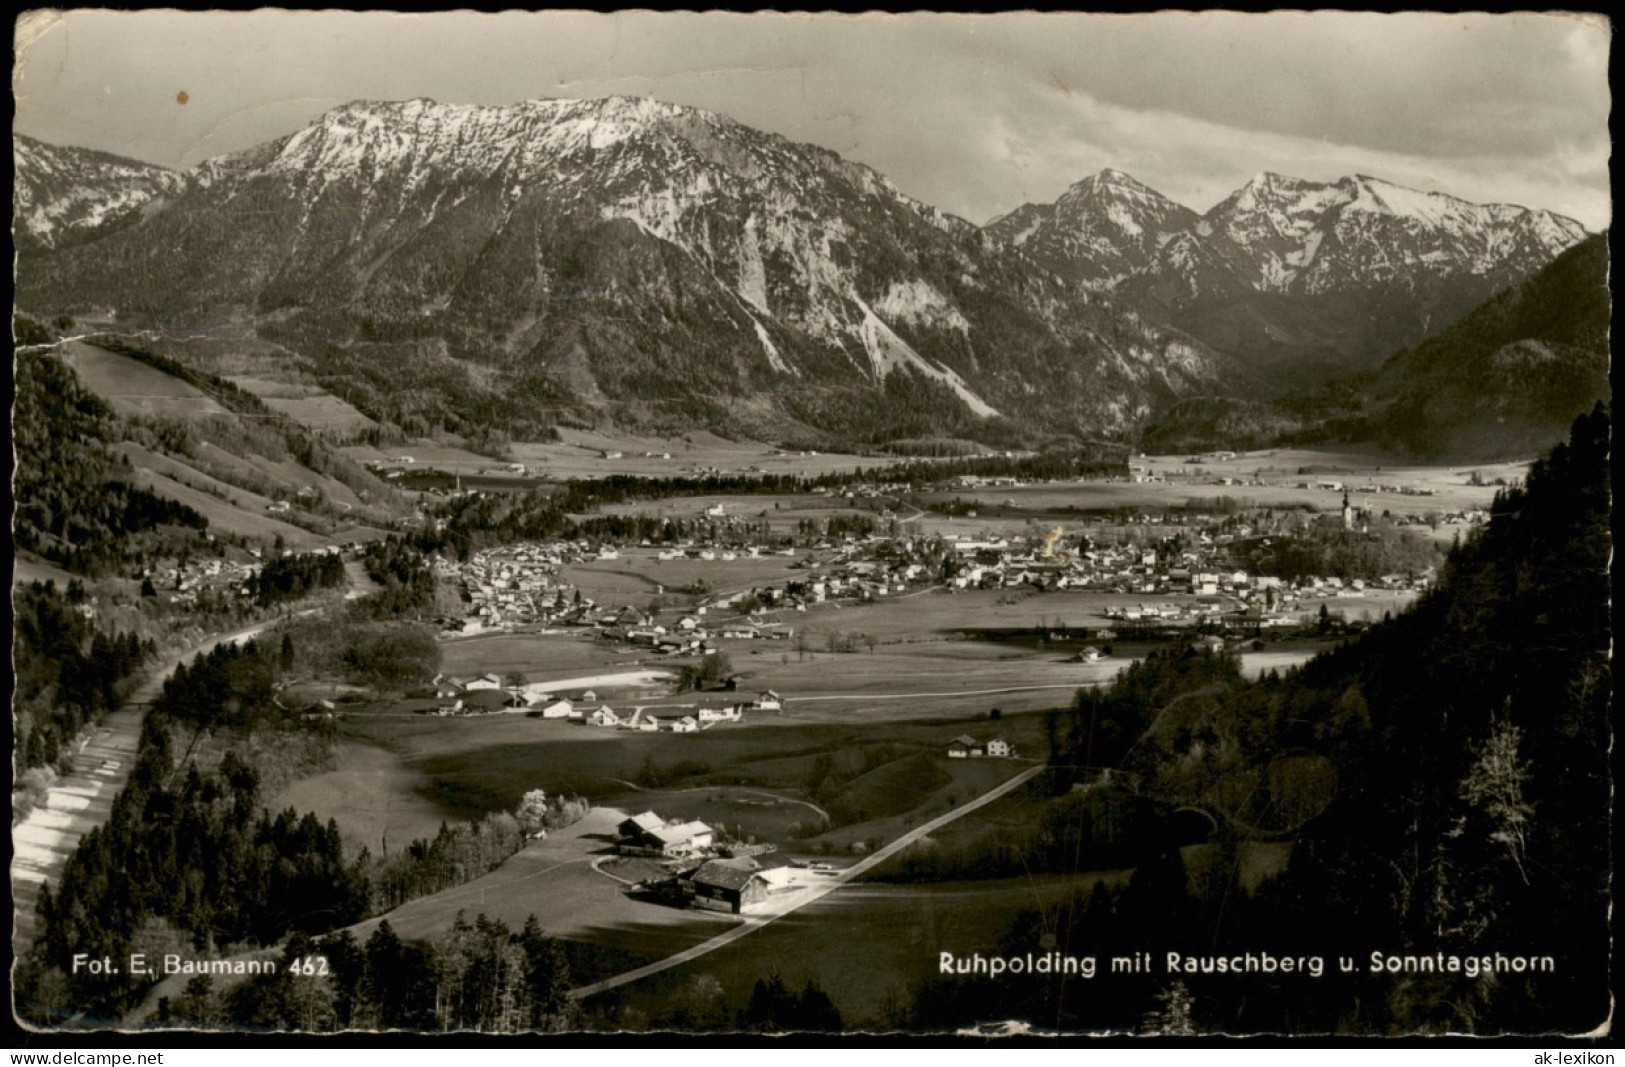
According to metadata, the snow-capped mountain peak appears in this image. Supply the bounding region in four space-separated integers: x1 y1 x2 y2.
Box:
13 134 189 251
18 97 1224 440
986 168 1198 287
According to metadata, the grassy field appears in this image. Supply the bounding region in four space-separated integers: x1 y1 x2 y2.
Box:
745 586 1234 641
121 453 330 549
339 706 1044 824
438 632 648 683
58 341 227 419
591 494 876 529
596 785 828 844
1141 447 1532 496
269 739 450 855
55 339 395 549
342 807 730 984
228 376 379 435
564 551 813 601
115 445 390 551
907 447 1518 546
511 429 897 480
11 552 78 589
338 442 506 470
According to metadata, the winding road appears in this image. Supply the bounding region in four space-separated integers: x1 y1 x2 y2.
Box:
567 763 1044 1000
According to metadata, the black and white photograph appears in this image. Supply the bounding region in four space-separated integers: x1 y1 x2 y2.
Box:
9 9 1612 1039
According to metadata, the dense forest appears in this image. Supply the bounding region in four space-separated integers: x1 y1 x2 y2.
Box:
159 914 577 1032
246 550 347 608
12 580 156 777
13 350 209 574
12 632 541 1026
909 404 1611 1034
1232 521 1443 583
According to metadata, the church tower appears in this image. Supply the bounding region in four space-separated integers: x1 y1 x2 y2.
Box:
1342 489 1354 531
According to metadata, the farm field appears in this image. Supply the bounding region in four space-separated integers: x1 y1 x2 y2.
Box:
596 785 830 844
749 587 1219 638
562 551 812 601
590 494 875 529
57 340 228 419
338 707 1043 826
228 376 379 435
338 442 507 471
341 807 733 964
123 461 330 549
511 429 896 479
438 632 650 683
1140 447 1532 501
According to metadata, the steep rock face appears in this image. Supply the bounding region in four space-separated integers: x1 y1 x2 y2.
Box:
13 135 189 252
988 168 1588 386
19 97 1227 441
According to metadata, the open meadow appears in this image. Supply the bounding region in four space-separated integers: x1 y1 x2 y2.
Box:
589 493 877 532
562 550 813 601
511 429 895 479
329 701 1046 836
269 739 451 857
58 340 228 418
229 376 380 435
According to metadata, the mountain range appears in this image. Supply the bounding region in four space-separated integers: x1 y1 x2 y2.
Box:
12 96 1600 453
991 168 1588 387
14 136 190 253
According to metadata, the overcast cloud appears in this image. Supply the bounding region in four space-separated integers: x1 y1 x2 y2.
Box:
12 10 1612 229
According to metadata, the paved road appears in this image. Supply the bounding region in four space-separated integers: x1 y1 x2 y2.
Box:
567 763 1046 1000
10 616 287 955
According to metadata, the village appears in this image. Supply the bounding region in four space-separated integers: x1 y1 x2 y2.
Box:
428 483 1442 653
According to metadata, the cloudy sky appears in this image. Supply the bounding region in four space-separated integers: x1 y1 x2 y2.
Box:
13 10 1613 229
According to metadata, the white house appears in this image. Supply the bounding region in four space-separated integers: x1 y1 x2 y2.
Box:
536 698 574 719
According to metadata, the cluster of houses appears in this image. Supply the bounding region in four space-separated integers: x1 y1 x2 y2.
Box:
146 553 266 605
578 690 780 733
424 672 783 732
946 735 1015 759
605 608 796 653
420 484 1445 652
144 542 345 606
618 812 801 915
438 542 583 633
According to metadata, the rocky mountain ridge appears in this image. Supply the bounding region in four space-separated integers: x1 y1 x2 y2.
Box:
15 97 1226 443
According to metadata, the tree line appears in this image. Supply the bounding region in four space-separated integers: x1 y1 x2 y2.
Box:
160 913 574 1033
247 550 347 607
953 403 1614 1035
13 350 208 575
12 580 157 776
